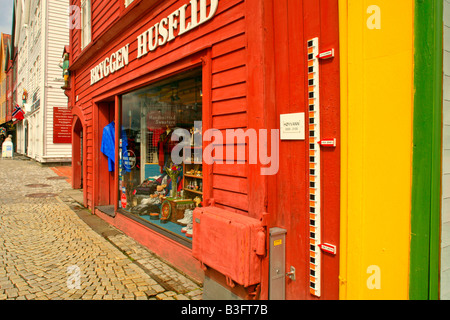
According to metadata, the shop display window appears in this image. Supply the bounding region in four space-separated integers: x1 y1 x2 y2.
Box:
119 68 203 242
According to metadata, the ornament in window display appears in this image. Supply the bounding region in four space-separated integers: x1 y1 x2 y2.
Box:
149 212 160 220
193 196 202 208
160 200 172 223
190 127 195 146
165 164 181 199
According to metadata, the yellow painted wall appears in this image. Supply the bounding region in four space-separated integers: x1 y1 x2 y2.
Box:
339 1 414 299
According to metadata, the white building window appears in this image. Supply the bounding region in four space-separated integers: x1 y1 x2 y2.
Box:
124 0 135 8
81 0 91 49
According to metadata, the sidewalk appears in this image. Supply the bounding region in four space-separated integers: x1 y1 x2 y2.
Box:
58 189 203 300
0 158 203 300
49 166 72 185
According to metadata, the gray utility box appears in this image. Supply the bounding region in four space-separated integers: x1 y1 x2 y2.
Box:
269 227 287 300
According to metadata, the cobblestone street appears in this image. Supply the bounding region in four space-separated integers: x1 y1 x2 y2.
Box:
0 157 203 300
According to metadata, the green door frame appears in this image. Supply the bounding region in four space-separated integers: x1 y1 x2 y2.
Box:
410 0 443 300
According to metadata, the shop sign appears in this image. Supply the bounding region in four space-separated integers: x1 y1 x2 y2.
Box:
121 193 127 208
90 44 130 85
123 150 136 170
147 109 176 128
317 48 335 60
280 113 305 140
319 138 336 147
90 1 219 86
137 0 219 59
53 107 72 144
2 142 13 158
319 243 337 255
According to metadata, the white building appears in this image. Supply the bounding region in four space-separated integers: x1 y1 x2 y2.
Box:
14 0 71 163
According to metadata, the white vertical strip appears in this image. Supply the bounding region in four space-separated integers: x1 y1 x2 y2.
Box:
308 37 321 298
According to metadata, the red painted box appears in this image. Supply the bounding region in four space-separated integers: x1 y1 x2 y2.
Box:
192 206 264 287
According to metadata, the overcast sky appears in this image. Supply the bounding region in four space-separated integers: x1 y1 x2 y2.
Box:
0 0 13 36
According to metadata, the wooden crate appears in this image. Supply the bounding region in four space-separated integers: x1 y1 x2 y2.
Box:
160 198 195 224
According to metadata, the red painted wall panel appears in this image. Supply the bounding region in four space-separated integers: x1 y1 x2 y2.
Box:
264 0 340 300
71 0 249 215
68 0 341 299
91 0 121 41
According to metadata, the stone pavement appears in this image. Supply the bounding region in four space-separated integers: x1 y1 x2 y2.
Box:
0 157 203 300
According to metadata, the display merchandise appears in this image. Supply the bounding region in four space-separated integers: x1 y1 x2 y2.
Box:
119 68 203 240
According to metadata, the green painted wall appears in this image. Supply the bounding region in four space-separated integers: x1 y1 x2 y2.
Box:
410 0 442 300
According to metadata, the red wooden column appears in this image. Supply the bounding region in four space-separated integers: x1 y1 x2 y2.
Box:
259 0 341 300
245 0 276 300
202 49 213 206
92 101 99 209
114 95 120 212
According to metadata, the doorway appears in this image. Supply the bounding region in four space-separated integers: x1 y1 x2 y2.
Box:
24 120 28 156
95 100 116 210
72 116 84 190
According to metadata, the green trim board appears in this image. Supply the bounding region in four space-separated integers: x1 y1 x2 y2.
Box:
410 0 443 300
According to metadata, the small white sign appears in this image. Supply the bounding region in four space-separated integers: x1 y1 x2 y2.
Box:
280 113 305 140
2 141 13 158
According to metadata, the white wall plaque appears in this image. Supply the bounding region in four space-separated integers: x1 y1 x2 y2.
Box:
280 113 305 140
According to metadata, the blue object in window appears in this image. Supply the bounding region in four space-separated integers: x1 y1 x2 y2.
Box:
101 121 129 172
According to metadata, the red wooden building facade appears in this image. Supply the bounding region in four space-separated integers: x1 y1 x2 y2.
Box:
67 0 340 300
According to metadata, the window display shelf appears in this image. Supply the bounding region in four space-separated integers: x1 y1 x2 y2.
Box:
183 188 203 195
184 174 203 179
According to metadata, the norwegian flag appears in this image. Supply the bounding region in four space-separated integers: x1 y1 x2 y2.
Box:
12 105 25 122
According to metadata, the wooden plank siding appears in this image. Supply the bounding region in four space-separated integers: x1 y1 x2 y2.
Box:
69 0 254 215
73 0 246 103
71 0 81 60
91 0 121 41
85 123 94 208
45 0 71 158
